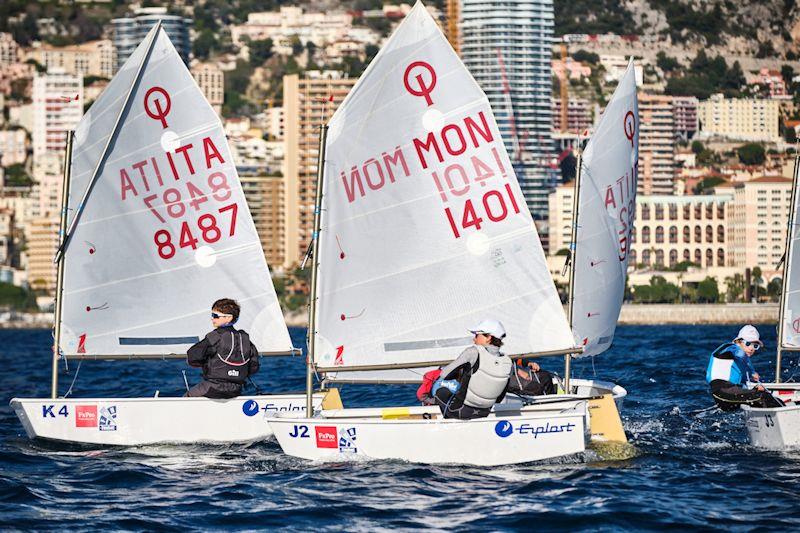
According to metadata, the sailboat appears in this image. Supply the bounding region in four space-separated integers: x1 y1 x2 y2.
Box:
557 60 639 430
743 156 800 449
10 25 338 446
265 2 608 466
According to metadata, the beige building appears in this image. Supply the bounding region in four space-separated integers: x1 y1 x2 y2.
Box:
191 62 224 115
727 176 792 270
698 94 780 143
639 94 676 196
240 170 285 268
28 40 114 79
282 73 355 268
32 69 83 160
0 128 27 166
26 217 59 292
0 33 19 66
0 208 13 265
548 176 792 274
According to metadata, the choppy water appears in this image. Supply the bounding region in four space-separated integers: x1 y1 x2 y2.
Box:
2 325 800 530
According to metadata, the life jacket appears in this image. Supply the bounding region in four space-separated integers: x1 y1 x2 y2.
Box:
416 368 442 402
204 328 254 385
706 342 745 386
463 345 512 409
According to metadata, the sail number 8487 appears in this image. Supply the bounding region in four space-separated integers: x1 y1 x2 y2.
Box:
154 203 238 259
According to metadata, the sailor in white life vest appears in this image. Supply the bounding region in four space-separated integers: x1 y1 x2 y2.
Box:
433 319 514 419
185 298 260 399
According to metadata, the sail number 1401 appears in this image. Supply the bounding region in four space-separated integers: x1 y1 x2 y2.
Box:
443 184 520 239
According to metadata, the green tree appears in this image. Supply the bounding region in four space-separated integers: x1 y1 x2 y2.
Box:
249 38 274 67
725 273 745 302
572 50 599 64
4 163 33 187
737 143 766 165
767 278 782 302
751 266 763 301
656 51 680 73
696 277 720 303
691 140 705 155
782 65 795 86
193 29 218 60
0 282 37 311
632 276 680 303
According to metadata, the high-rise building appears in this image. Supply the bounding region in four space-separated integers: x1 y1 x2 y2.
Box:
672 96 698 142
698 94 781 143
112 7 191 72
239 167 285 268
0 32 20 66
552 98 593 134
639 94 676 196
0 128 28 166
283 73 355 268
32 69 83 161
191 62 224 115
460 0 556 219
26 217 59 292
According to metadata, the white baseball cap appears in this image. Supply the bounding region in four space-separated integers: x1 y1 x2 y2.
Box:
735 325 763 346
469 318 506 339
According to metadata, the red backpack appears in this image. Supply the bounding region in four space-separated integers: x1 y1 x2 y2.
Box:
416 368 442 403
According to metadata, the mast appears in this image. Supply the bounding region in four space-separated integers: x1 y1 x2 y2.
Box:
51 130 74 399
306 124 328 416
776 154 800 382
564 148 583 393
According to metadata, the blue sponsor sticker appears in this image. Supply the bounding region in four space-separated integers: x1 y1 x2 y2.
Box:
495 420 513 438
242 400 259 416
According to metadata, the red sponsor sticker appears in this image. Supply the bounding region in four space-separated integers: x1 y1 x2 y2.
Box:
75 405 97 428
315 426 338 449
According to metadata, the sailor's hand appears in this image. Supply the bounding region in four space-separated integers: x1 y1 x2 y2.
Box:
527 362 540 372
756 384 766 391
752 373 760 382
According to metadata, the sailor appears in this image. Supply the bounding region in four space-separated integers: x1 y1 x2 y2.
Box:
185 298 260 399
507 359 558 396
434 319 513 419
706 324 783 411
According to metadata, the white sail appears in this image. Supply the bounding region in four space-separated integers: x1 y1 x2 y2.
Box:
781 159 800 347
59 27 292 356
571 59 638 357
312 2 575 376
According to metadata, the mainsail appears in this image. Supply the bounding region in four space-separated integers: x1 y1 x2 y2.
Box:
58 26 292 356
312 2 575 379
780 159 800 348
571 60 638 357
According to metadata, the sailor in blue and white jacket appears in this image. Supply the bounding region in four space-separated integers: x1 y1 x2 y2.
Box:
705 340 758 387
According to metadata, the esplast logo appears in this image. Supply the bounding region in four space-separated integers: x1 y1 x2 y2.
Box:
242 400 259 416
495 420 513 438
315 426 338 449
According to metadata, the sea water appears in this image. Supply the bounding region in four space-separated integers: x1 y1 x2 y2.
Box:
1 325 800 530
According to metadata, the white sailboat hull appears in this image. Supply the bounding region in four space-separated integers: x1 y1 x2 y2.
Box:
268 404 587 466
742 383 800 449
10 394 325 446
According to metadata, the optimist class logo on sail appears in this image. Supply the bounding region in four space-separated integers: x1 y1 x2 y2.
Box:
115 86 241 261
602 110 638 262
337 60 525 240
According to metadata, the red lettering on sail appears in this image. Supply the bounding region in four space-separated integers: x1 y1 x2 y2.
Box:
203 137 225 167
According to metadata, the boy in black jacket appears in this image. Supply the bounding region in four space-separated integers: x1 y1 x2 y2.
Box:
185 298 260 399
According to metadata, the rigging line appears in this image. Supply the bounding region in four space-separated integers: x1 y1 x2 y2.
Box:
182 370 189 392
63 360 83 398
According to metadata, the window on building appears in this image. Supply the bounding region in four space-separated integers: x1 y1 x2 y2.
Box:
630 249 637 264
669 205 678 220
717 225 724 243
717 248 724 266
705 225 713 243
642 226 651 243
706 249 713 267
695 249 702 264
706 204 714 219
655 205 664 220
694 226 702 243
683 204 691 219
694 204 702 219
683 250 691 262
683 226 690 243
642 249 651 265
717 204 724 218
631 228 637 243
656 226 664 243
655 249 665 267
669 226 678 243
641 205 650 220
669 249 678 266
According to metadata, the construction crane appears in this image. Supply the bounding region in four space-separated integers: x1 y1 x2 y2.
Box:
559 42 569 133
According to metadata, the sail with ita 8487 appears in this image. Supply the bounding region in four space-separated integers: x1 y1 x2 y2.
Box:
58 26 292 357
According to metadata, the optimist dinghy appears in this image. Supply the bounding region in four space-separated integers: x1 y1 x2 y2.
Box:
10 25 336 447
558 60 639 424
269 2 598 466
743 156 800 449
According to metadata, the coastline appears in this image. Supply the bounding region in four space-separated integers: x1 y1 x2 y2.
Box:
2 303 779 329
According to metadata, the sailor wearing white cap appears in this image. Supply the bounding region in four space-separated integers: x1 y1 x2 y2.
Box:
705 325 782 411
433 318 514 420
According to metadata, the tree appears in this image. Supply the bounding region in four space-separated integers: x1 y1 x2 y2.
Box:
725 273 745 302
752 266 763 301
767 278 782 302
737 143 766 165
572 50 599 65
782 65 795 86
249 38 274 67
560 152 577 182
691 140 705 155
696 277 720 303
193 29 218 60
656 51 680 73
632 276 680 303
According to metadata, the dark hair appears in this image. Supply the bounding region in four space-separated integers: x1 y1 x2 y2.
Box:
489 336 503 348
212 298 240 322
